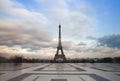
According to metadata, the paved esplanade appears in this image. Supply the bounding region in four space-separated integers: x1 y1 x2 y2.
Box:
0 63 120 81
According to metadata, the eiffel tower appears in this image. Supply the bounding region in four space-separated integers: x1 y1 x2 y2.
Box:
54 24 66 62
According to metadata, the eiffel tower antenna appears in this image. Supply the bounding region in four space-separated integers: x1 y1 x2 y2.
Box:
53 24 67 62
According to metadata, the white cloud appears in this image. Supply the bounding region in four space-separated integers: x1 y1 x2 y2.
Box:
0 0 119 59
36 0 97 39
0 0 54 53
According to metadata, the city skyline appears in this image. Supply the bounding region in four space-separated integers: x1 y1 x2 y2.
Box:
0 0 120 59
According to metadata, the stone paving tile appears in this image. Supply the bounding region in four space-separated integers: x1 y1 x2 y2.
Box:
0 73 4 75
77 63 120 72
0 63 120 81
7 73 110 81
0 63 41 71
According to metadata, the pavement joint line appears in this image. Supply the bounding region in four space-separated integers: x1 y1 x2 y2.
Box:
68 64 86 71
33 75 40 81
33 64 52 71
51 79 67 81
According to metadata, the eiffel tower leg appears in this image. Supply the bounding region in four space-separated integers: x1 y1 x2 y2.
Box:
54 47 59 61
61 48 66 61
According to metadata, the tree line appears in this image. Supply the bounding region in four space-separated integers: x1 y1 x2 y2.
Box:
0 56 120 63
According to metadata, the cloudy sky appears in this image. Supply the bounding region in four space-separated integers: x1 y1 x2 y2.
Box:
0 0 120 59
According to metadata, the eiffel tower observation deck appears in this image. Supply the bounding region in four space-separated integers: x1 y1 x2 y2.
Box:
53 24 67 62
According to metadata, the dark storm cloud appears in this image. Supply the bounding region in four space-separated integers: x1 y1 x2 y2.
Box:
98 34 120 48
